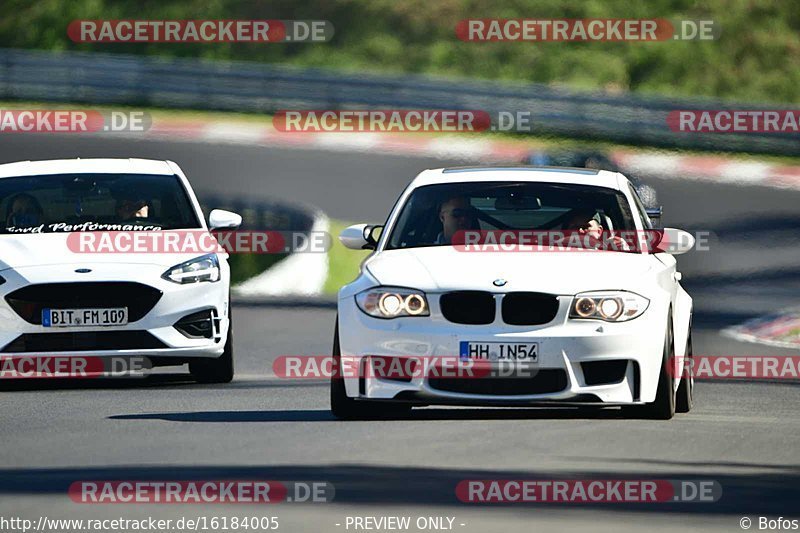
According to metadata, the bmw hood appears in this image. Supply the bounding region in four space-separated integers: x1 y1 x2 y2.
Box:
364 246 658 295
0 233 207 270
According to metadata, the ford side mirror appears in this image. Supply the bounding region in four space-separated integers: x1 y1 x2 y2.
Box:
208 209 242 230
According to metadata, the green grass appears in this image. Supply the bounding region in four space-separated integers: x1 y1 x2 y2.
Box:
323 219 371 295
0 100 276 125
228 252 287 285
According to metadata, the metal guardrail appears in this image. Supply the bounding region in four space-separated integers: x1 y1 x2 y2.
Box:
196 194 318 284
0 47 797 156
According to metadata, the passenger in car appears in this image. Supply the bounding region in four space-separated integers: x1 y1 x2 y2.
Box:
5 193 44 228
563 208 630 251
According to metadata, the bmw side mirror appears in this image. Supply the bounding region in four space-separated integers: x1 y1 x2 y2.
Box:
208 209 242 230
645 206 663 227
340 224 382 250
647 227 695 255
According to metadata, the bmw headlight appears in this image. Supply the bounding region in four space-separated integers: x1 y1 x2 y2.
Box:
569 291 649 322
162 254 220 284
356 287 429 319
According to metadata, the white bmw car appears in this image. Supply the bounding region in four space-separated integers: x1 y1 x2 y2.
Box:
333 166 694 419
0 158 241 382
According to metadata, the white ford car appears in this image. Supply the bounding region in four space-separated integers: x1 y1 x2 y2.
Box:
333 167 694 419
0 158 241 382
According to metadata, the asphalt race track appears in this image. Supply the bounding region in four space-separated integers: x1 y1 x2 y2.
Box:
1 135 799 532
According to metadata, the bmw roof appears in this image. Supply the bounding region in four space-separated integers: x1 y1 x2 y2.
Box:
412 166 626 190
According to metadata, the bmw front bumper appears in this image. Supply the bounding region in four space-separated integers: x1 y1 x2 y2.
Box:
337 293 669 405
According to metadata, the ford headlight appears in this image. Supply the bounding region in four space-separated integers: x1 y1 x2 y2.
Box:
569 291 648 322
162 254 220 284
356 287 429 318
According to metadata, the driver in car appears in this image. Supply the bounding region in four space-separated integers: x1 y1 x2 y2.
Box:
436 196 476 244
115 193 151 221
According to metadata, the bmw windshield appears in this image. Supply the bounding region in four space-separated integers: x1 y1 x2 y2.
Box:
386 181 639 251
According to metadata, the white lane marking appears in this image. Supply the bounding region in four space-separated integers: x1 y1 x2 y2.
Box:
203 122 268 143
716 161 774 185
233 215 330 297
113 119 800 190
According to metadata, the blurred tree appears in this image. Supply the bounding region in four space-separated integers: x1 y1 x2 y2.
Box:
0 0 796 103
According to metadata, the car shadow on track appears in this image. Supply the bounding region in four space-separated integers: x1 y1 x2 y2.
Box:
0 375 328 392
0 463 797 516
109 407 631 423
0 374 196 391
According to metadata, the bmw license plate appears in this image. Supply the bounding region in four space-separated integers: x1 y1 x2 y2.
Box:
42 308 128 327
460 341 538 362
